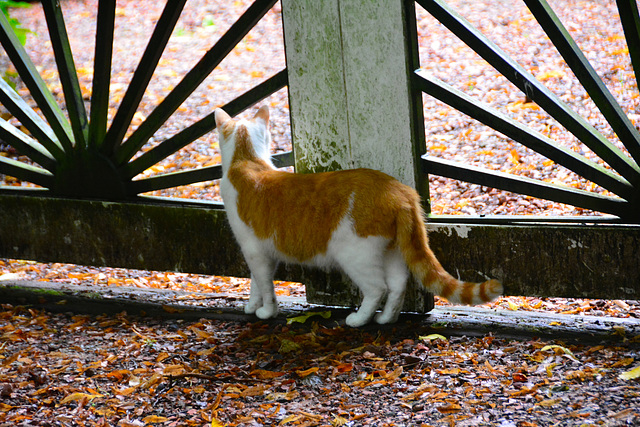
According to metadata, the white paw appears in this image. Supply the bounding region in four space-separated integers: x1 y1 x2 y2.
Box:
374 312 398 325
255 305 278 320
244 299 262 314
345 312 369 328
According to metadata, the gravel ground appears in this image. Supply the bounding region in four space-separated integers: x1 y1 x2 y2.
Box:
1 0 637 217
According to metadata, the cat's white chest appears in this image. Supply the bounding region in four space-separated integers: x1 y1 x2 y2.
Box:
220 177 258 244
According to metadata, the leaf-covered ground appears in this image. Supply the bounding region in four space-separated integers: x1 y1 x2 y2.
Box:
1 302 639 426
1 258 640 426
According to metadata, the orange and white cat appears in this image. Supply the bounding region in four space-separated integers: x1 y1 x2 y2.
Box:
215 106 502 327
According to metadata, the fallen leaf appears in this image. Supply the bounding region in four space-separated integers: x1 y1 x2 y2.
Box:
436 403 462 414
286 311 331 324
251 369 285 380
540 345 579 362
536 397 562 407
59 392 103 404
619 365 640 380
296 367 319 378
419 334 447 342
142 415 168 423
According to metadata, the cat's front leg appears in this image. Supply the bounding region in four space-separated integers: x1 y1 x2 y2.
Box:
245 254 279 319
244 274 264 315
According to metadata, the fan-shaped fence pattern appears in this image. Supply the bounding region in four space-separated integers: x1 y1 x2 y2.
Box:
412 0 640 222
0 0 291 201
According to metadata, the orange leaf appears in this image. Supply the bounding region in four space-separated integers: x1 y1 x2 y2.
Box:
251 369 286 379
436 403 462 414
296 367 319 377
59 392 103 404
142 415 169 423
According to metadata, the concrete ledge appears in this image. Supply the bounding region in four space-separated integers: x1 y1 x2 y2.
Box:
1 280 638 345
427 222 640 300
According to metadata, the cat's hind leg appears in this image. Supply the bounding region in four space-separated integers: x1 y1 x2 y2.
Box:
375 248 409 324
337 254 388 328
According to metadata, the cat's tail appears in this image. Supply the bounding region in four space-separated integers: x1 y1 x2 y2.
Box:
397 200 502 305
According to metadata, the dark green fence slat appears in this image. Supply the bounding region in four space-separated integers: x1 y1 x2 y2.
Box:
413 70 634 200
524 0 640 166
123 69 288 179
0 156 54 188
271 150 294 168
115 0 278 166
0 119 56 172
101 0 187 156
422 155 630 218
0 78 65 161
128 150 292 195
0 9 74 152
89 0 116 149
415 0 640 186
41 0 89 149
617 0 640 96
128 166 222 195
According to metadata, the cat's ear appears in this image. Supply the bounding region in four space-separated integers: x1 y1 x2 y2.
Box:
215 108 232 128
253 105 269 127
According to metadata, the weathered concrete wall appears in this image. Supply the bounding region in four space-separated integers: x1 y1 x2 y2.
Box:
1 195 638 309
427 222 640 300
0 194 245 276
0 194 432 312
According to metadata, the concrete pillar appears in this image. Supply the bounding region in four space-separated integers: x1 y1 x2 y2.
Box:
280 0 432 312
281 0 427 196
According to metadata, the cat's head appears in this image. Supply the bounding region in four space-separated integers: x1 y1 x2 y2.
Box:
214 106 272 171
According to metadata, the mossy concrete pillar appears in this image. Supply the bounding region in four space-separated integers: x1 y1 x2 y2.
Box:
280 0 431 312
281 0 427 196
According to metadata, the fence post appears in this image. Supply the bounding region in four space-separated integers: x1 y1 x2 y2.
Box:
280 0 433 313
281 0 427 198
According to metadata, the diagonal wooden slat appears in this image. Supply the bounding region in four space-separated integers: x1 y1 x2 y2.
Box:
128 150 293 195
271 150 294 169
129 165 222 195
89 0 116 149
123 69 288 179
0 78 64 161
616 0 640 95
524 0 640 167
115 0 278 166
0 8 74 152
0 156 54 188
413 70 634 200
41 0 89 149
415 0 640 186
421 155 630 218
0 119 56 172
100 0 187 156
